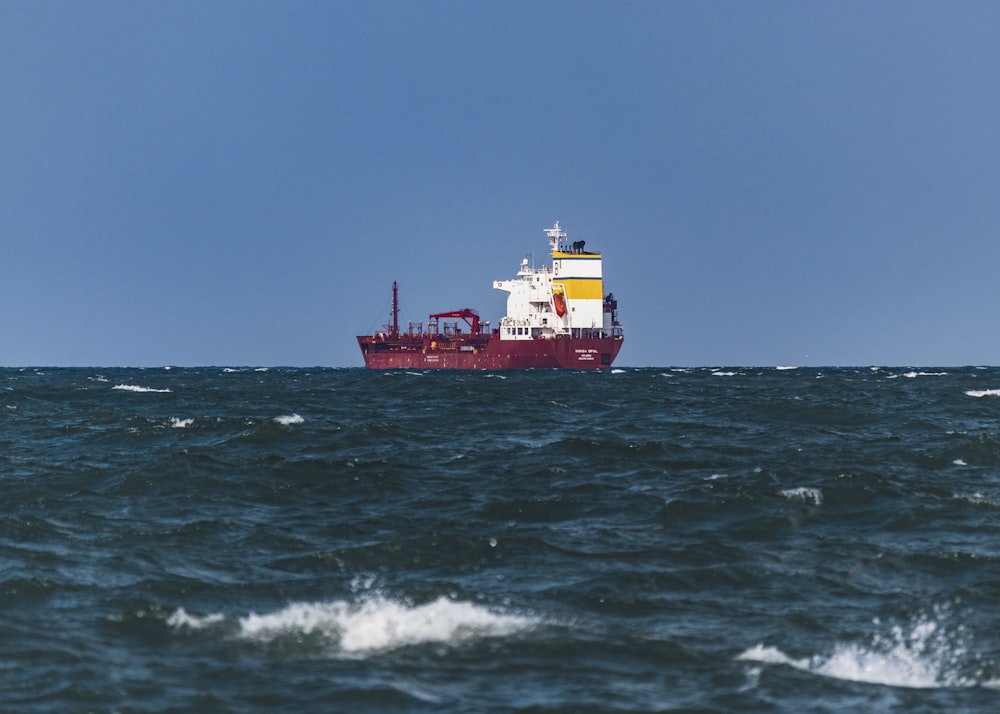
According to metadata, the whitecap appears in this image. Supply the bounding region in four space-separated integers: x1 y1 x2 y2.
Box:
167 608 225 629
780 487 823 506
274 413 304 425
171 417 194 428
738 608 981 689
902 371 948 378
712 371 737 377
775 365 798 371
954 491 999 507
737 644 803 668
113 384 172 393
611 369 626 374
965 389 1000 398
238 595 538 655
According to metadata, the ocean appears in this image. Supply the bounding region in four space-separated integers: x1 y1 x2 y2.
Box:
3 366 1000 712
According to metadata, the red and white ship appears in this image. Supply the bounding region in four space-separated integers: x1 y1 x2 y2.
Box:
357 222 624 369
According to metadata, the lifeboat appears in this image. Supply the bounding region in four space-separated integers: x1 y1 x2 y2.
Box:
552 286 567 317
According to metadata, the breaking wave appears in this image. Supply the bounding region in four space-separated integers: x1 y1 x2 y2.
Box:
738 606 991 689
168 594 538 657
965 389 1000 398
113 384 172 393
780 487 823 505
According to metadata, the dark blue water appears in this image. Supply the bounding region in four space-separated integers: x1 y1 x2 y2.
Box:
4 366 1000 712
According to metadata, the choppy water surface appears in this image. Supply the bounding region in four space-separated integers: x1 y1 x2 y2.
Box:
4 366 1000 712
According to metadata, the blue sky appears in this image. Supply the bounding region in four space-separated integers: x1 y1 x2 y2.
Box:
3 1 999 367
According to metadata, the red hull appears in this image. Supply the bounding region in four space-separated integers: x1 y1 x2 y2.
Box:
357 333 623 370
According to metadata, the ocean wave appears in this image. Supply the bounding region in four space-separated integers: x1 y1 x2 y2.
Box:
167 608 224 629
886 371 948 379
170 417 194 429
112 384 171 393
953 491 1000 507
965 389 1000 398
738 607 986 689
780 487 823 506
168 595 538 657
274 414 304 425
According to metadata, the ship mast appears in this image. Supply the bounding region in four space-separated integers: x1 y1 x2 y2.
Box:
545 221 566 252
391 280 400 337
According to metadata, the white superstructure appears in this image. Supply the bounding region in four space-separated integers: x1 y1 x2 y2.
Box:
493 222 622 342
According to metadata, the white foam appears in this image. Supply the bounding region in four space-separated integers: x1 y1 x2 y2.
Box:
902 371 948 378
167 607 225 629
737 644 802 667
611 369 626 374
274 413 304 425
712 371 737 377
781 487 823 506
238 595 537 654
738 609 980 689
170 417 194 429
953 459 967 466
113 384 172 393
954 491 999 507
965 389 1000 398
775 365 798 371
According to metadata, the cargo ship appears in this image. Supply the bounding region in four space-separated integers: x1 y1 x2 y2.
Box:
357 222 624 369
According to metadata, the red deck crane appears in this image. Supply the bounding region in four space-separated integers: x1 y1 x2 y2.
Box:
429 309 481 335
